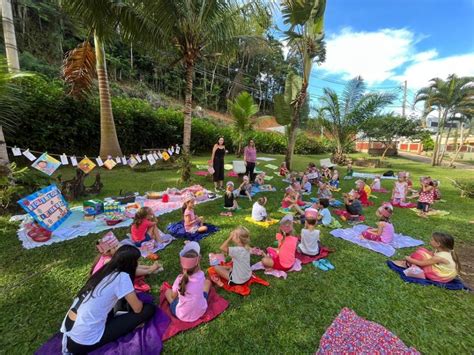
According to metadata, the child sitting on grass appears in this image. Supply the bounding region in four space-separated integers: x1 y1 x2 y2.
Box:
392 172 409 206
393 232 460 283
281 187 305 215
298 209 321 256
355 180 372 206
341 191 364 223
261 215 298 271
360 203 395 243
302 174 312 193
280 162 289 177
254 172 266 186
165 242 211 322
318 182 333 200
212 227 252 286
223 181 239 211
183 195 208 233
329 170 340 190
131 207 163 247
92 232 162 276
315 198 332 227
371 175 381 190
238 175 253 201
252 197 268 222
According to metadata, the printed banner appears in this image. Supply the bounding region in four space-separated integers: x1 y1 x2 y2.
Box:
31 153 61 176
18 184 71 231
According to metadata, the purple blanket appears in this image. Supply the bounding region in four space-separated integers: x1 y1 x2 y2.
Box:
330 225 423 257
35 293 170 355
167 221 219 241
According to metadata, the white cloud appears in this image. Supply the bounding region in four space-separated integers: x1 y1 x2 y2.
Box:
318 27 417 84
315 27 474 89
393 53 474 89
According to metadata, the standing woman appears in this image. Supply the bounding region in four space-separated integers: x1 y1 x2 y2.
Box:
244 139 257 182
61 245 155 353
211 137 226 191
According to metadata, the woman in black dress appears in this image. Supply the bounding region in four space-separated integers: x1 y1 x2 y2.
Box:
211 137 226 191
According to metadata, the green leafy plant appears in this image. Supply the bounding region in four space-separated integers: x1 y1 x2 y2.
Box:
228 91 258 156
0 163 29 212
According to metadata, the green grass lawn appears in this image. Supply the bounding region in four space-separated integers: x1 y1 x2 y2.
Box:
1 153 473 354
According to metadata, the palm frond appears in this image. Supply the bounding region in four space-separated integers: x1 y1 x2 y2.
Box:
62 41 96 98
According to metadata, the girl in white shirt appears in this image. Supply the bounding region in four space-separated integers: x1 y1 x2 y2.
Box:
298 209 321 256
61 245 155 354
251 197 268 221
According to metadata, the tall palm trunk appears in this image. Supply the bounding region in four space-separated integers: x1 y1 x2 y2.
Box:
285 83 307 169
0 125 9 166
449 123 471 167
183 60 194 154
94 34 122 158
1 0 20 72
431 110 444 166
438 124 453 165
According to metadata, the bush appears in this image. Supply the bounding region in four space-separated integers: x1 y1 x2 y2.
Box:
421 133 434 151
5 76 330 156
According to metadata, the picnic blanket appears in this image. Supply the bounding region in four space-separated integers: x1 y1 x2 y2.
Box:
17 187 220 249
207 263 270 296
264 164 279 170
310 197 343 208
244 216 279 228
345 172 398 180
250 185 277 196
35 293 170 355
333 209 366 222
224 164 233 170
295 247 331 264
371 188 389 193
194 170 209 176
167 221 219 242
256 157 276 161
386 261 470 291
227 171 238 177
330 225 423 257
121 233 175 257
322 218 342 229
409 208 450 216
316 308 419 354
264 175 274 181
195 164 209 169
391 201 417 208
159 283 229 341
251 258 302 279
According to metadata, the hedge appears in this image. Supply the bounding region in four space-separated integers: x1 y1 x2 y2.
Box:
6 76 329 155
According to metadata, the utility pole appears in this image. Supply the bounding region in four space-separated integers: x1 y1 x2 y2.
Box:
402 80 407 118
1 0 20 72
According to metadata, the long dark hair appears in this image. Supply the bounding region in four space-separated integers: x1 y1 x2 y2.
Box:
179 250 200 296
432 232 461 272
77 245 140 299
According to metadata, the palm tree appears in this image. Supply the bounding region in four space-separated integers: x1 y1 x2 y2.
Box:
318 76 395 163
449 114 473 167
415 75 474 166
63 0 148 158
228 91 258 156
1 0 20 72
280 0 326 169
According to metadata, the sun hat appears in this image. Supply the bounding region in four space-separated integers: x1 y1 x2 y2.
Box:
179 241 201 269
304 208 318 220
96 232 119 253
183 193 195 203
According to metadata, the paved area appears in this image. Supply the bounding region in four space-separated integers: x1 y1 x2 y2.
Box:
398 151 474 170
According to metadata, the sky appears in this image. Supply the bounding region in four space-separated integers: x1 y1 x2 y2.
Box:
273 0 474 116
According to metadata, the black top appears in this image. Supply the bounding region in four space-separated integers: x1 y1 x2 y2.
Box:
224 192 234 208
346 200 363 215
214 147 225 161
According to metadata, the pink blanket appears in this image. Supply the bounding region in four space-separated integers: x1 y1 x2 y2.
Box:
159 282 229 341
317 308 419 354
251 259 302 279
295 246 331 264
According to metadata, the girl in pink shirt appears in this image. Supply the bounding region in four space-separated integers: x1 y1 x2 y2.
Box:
131 207 163 246
165 242 211 322
183 196 208 233
391 172 409 206
261 214 298 271
281 187 305 215
361 203 395 243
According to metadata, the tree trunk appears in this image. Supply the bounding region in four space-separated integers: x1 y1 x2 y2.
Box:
431 110 444 166
449 123 471 167
183 60 194 154
1 0 20 72
285 84 307 170
438 125 452 165
94 34 122 158
381 143 391 160
0 126 9 166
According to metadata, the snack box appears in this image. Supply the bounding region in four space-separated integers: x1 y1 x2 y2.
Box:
83 199 104 216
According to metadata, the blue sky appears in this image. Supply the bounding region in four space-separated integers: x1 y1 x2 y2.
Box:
273 0 474 115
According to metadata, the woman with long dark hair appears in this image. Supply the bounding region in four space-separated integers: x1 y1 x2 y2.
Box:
244 139 257 182
211 137 226 191
61 245 155 354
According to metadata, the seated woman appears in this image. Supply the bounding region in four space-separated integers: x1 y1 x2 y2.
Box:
61 245 155 354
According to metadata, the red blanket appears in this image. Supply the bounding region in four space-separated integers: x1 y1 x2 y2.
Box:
207 262 270 296
295 246 331 264
159 282 229 341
